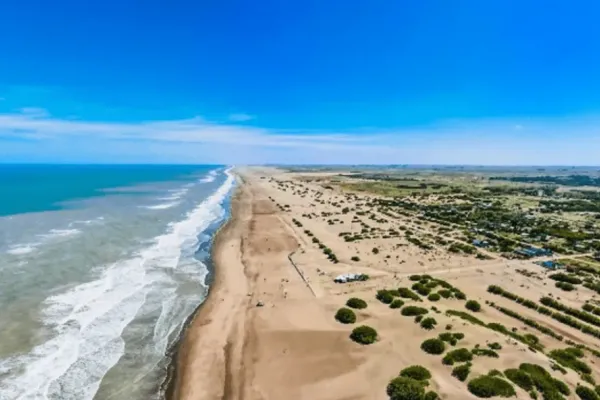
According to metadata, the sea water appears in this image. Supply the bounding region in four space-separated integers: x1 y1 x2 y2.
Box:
0 165 235 399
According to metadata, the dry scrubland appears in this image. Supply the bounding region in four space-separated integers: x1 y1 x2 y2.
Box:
175 167 600 400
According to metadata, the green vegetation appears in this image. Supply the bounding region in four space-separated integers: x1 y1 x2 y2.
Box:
467 375 516 398
576 385 600 400
398 287 422 301
350 325 378 345
549 348 591 375
465 300 481 312
335 308 356 324
452 364 471 382
519 363 571 399
386 377 425 400
428 293 441 302
376 289 394 304
549 273 583 285
442 348 473 365
438 332 463 346
420 317 437 330
401 306 429 316
421 338 446 355
472 348 499 358
346 297 367 309
399 365 432 381
504 369 534 391
488 342 502 350
390 299 405 309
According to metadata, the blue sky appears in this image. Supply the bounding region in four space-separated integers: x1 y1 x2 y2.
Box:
1 1 600 164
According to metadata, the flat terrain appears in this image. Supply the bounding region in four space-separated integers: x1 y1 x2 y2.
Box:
174 167 600 400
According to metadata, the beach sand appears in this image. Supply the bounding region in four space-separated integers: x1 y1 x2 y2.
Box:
172 168 600 400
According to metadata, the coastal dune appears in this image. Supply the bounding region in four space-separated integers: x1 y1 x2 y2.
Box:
172 169 383 400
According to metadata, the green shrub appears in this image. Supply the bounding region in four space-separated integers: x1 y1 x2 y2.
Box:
453 332 465 340
553 379 570 396
335 308 356 324
398 287 422 301
399 365 432 381
386 377 425 400
350 325 378 345
472 348 499 358
455 291 467 300
488 370 503 377
549 348 592 375
376 290 394 304
576 385 599 400
390 299 405 309
556 281 576 291
409 275 422 281
504 369 534 391
415 315 424 323
438 289 452 298
421 338 446 355
346 297 367 309
428 293 441 302
488 342 502 350
519 363 569 398
452 364 471 382
443 348 473 365
402 306 429 316
583 374 596 385
467 375 516 398
420 317 437 330
466 300 482 312
351 256 360 262
424 391 439 400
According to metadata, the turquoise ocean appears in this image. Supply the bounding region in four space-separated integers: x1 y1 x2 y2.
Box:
0 165 235 400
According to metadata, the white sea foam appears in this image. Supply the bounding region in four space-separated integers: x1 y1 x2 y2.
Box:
6 244 37 255
38 228 82 240
200 169 218 183
0 169 236 400
142 201 180 210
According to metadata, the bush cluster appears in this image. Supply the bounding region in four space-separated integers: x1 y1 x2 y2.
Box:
350 325 378 345
556 281 576 291
420 317 437 330
402 306 429 316
467 375 516 398
376 290 394 304
576 385 599 400
387 365 438 400
488 342 502 350
465 300 481 312
442 348 473 365
452 364 471 382
335 308 357 324
472 348 499 358
549 348 591 375
491 303 563 341
518 363 571 399
397 287 422 301
549 273 582 285
346 297 367 309
488 285 600 341
437 289 453 299
428 293 441 302
390 299 405 309
421 338 446 355
504 369 534 391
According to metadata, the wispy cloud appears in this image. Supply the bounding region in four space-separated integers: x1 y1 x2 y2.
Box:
0 107 599 165
228 113 255 122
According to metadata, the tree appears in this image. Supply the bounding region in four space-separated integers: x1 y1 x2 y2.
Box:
466 300 481 312
335 308 356 324
350 325 378 345
386 377 425 400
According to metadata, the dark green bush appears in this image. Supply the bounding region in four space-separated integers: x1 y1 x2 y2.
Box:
335 308 356 324
415 315 424 323
421 338 446 355
466 300 482 312
428 293 441 302
443 348 473 365
420 317 437 330
398 287 422 301
424 391 439 400
467 375 516 398
376 290 394 304
488 370 503 377
390 299 405 309
386 377 425 400
488 342 502 350
351 256 360 262
409 275 422 281
399 365 432 381
350 325 378 345
402 306 429 316
504 369 534 391
438 289 452 298
576 385 599 400
549 348 592 375
556 282 576 291
346 297 367 309
472 348 499 358
455 291 467 300
452 364 471 382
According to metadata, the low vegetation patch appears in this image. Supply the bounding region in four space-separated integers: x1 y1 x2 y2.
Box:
472 348 499 358
420 317 437 330
376 290 394 304
390 299 405 309
346 297 367 309
465 300 482 312
398 287 422 301
452 364 471 382
335 308 356 324
467 375 516 398
443 348 473 365
488 342 502 350
402 306 429 316
386 377 425 400
549 347 591 375
350 325 378 345
428 293 441 302
399 365 432 381
421 338 446 355
576 385 599 400
504 369 534 391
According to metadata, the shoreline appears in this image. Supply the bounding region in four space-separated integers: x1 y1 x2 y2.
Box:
166 173 245 400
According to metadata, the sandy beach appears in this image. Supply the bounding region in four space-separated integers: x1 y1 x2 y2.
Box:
171 168 600 400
